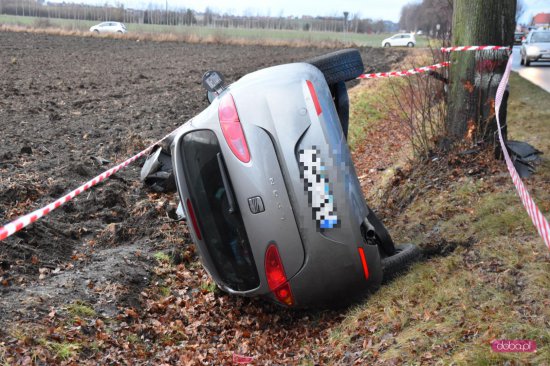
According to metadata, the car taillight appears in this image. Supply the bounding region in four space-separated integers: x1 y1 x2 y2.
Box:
186 198 202 241
357 247 370 280
306 80 322 116
218 93 250 163
265 243 294 306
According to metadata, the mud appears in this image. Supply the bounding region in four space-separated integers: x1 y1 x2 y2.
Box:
0 31 404 325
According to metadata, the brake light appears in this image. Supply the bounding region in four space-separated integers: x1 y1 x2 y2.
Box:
265 243 294 306
306 80 322 116
218 93 250 163
358 247 369 280
186 198 202 240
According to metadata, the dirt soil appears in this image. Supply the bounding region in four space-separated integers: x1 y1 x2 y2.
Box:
0 30 405 352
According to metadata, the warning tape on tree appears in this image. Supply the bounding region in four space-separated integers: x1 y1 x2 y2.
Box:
357 61 450 79
441 45 510 52
495 55 550 250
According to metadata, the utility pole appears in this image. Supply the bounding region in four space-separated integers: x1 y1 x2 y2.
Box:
343 11 349 33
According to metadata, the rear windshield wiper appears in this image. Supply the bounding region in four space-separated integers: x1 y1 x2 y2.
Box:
217 153 237 214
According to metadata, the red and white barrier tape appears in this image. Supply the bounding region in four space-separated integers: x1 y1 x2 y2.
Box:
441 45 510 53
0 131 178 241
357 61 450 79
495 55 550 250
4 47 547 249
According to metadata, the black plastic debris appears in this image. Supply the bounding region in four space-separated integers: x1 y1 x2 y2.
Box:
90 156 111 166
505 140 543 178
140 146 176 193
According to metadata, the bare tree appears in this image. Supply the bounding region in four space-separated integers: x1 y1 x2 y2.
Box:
516 0 526 23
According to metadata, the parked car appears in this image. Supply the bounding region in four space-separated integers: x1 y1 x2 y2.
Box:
520 30 550 66
514 32 525 45
89 22 127 34
146 50 420 309
381 33 416 47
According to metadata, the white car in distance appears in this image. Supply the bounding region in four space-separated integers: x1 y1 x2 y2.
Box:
381 33 416 47
89 22 127 34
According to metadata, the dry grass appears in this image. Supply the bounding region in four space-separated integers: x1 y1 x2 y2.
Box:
330 59 550 364
0 24 355 49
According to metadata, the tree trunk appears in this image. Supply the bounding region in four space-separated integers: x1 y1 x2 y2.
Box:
446 0 516 145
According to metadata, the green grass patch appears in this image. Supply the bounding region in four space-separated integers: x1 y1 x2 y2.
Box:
67 302 96 318
200 281 218 293
153 251 170 263
36 336 82 360
159 286 171 297
348 78 401 149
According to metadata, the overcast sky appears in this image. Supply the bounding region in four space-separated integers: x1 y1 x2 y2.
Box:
73 0 548 23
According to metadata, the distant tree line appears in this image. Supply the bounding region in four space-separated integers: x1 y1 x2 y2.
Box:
0 0 198 26
399 0 452 37
0 0 399 33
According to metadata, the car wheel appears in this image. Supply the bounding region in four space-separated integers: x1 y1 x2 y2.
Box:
117 30 123 33
525 57 531 66
94 30 99 34
384 43 391 47
305 49 365 84
520 55 525 65
407 42 414 47
381 243 421 282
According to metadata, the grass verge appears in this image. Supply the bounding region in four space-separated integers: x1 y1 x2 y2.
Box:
329 65 550 364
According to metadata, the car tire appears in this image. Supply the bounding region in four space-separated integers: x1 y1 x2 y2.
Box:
381 243 421 282
520 55 524 65
407 42 414 47
525 58 531 66
305 49 365 85
94 30 99 34
117 30 123 33
384 43 391 47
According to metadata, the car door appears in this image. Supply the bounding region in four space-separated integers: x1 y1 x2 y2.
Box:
395 35 404 46
391 35 401 46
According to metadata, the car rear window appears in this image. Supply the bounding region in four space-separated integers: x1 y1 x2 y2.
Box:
181 130 260 291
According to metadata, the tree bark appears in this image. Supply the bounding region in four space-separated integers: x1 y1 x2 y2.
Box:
446 0 516 144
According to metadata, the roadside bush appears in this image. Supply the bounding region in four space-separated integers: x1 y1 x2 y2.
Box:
32 18 52 28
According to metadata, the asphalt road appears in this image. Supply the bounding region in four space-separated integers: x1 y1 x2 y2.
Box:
512 45 550 92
